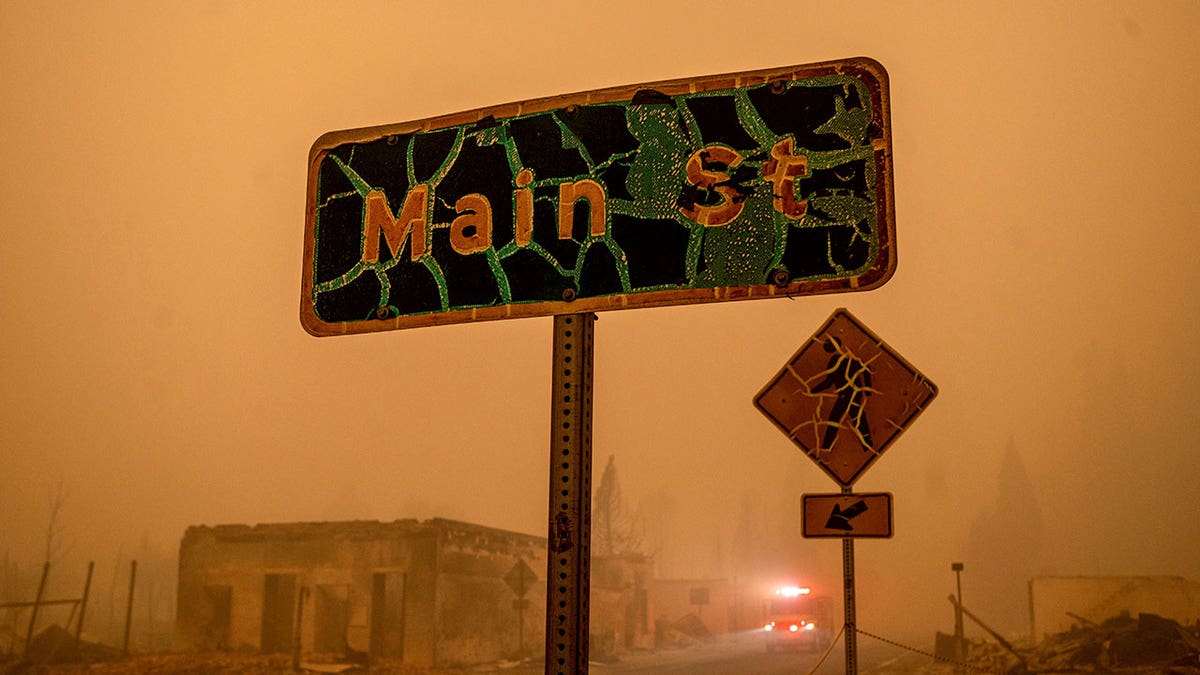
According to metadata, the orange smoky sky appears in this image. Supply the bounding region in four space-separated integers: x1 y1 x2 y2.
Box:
1 0 1198 637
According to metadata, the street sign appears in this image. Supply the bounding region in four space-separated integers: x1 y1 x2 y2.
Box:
754 308 937 487
301 58 895 336
802 492 893 538
504 558 537 598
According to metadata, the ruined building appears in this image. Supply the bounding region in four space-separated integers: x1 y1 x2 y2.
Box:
1029 575 1200 639
175 519 654 668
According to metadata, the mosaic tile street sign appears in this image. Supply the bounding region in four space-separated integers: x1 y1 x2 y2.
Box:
754 308 937 487
301 58 895 336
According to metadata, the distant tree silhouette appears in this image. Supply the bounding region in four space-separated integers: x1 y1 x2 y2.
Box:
634 491 676 576
963 438 1045 635
593 455 641 556
43 480 70 565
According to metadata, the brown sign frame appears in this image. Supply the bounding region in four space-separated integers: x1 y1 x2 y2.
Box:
802 492 894 538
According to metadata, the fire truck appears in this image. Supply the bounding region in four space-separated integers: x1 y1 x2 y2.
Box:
762 586 835 652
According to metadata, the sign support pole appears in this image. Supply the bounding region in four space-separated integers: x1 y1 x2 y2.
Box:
545 313 595 675
842 486 858 675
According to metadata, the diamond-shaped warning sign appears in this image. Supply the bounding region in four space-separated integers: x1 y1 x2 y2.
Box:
755 308 937 487
504 558 536 598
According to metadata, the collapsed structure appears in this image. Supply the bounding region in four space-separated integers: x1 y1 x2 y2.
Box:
1029 576 1200 640
174 519 654 668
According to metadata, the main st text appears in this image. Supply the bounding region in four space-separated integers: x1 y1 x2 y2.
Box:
361 138 810 264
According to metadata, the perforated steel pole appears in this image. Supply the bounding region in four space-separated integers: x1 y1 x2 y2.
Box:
545 313 595 675
843 486 858 675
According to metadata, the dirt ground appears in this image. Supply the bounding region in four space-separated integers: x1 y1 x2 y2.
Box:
0 652 523 675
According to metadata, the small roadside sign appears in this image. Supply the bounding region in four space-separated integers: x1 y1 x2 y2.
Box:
301 58 895 336
802 492 893 538
755 308 937 487
504 558 537 598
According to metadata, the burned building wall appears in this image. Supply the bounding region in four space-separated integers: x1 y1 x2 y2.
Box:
176 519 547 668
176 520 438 663
589 554 654 657
430 519 546 666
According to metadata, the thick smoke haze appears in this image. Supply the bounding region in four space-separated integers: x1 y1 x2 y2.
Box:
2 0 1198 643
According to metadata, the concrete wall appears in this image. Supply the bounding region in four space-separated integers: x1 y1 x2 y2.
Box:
175 519 547 668
1030 576 1200 639
431 519 547 667
589 554 654 656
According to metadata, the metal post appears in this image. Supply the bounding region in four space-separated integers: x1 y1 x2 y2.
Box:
1027 579 1036 643
518 600 524 655
75 561 95 647
545 313 595 675
842 537 857 675
24 562 49 656
123 561 137 656
952 562 964 668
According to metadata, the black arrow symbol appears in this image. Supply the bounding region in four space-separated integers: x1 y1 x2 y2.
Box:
825 500 869 531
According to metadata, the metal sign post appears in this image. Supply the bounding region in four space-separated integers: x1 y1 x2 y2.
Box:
755 308 937 675
504 558 537 655
842 488 858 675
303 60 901 674
545 313 595 674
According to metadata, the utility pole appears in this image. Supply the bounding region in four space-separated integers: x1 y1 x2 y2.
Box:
952 562 964 669
123 561 137 656
24 562 50 656
74 561 95 648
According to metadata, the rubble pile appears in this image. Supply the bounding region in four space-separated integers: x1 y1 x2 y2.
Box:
943 612 1200 674
1025 613 1200 673
1 652 455 674
963 638 1024 673
14 623 120 665
651 613 712 649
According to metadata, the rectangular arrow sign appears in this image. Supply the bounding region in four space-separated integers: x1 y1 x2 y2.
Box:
301 58 895 336
802 492 893 538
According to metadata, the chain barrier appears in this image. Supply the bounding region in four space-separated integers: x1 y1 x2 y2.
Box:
855 627 1006 674
803 624 846 675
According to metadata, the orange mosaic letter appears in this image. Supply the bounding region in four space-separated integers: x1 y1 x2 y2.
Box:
762 137 808 219
363 185 429 262
514 168 534 247
450 193 492 254
557 179 607 239
679 146 745 227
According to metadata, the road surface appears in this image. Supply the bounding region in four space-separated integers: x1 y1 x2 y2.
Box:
485 628 947 674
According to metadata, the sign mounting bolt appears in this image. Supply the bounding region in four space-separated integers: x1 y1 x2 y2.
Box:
771 268 791 288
